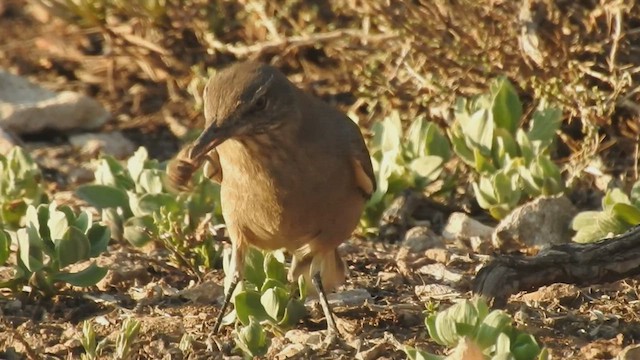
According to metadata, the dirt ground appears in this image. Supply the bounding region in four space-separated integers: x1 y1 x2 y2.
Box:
2 0 640 359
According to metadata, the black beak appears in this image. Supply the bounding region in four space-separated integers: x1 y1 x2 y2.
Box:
189 122 232 159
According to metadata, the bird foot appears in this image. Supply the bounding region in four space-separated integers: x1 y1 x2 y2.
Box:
321 329 345 350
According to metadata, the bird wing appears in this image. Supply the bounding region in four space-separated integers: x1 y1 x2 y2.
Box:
346 119 376 199
204 149 223 184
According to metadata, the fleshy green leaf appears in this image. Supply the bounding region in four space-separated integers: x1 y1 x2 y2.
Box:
48 207 69 242
123 215 156 247
52 262 108 287
17 226 44 272
527 100 562 149
234 290 269 325
263 252 287 284
612 203 640 226
56 227 91 268
76 184 130 209
0 230 10 265
87 224 110 256
490 77 522 134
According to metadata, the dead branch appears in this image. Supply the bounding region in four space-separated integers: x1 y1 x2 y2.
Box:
473 225 640 306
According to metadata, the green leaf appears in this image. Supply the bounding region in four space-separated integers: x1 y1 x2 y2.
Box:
492 128 519 167
17 226 44 272
102 208 124 242
235 317 270 357
571 211 600 231
603 188 631 209
0 230 10 265
243 248 266 288
527 100 562 149
234 290 269 325
404 346 444 360
135 193 180 215
612 203 640 226
378 112 403 155
74 210 92 234
572 208 629 243
297 274 307 300
278 299 307 328
127 147 148 182
260 277 287 293
494 332 512 355
448 127 476 167
77 184 130 209
409 156 444 183
123 215 156 247
631 180 640 207
490 77 522 134
263 251 287 284
459 108 494 153
52 262 108 287
511 332 542 360
56 227 91 268
260 287 284 321
87 224 110 256
138 169 164 194
516 129 534 163
48 206 69 242
475 310 512 349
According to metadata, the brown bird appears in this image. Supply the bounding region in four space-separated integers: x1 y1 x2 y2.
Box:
167 61 375 337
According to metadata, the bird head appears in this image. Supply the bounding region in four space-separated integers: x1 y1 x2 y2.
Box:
189 62 298 160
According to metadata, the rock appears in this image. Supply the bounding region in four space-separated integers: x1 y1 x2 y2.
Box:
0 127 19 154
69 132 135 158
0 70 110 134
274 343 308 359
414 284 460 301
442 212 494 246
439 212 494 253
178 280 223 304
327 288 372 307
516 283 580 304
416 263 464 284
402 225 443 252
284 329 323 347
424 248 450 264
377 271 403 286
492 195 577 251
356 341 390 360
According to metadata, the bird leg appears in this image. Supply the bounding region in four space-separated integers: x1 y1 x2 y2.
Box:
212 242 245 334
212 270 240 334
311 272 339 337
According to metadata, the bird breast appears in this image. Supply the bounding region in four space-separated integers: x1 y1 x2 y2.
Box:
216 133 364 252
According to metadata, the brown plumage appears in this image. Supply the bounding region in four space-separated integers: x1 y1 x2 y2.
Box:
167 61 375 336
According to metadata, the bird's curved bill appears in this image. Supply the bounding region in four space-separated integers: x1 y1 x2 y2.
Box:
189 123 231 159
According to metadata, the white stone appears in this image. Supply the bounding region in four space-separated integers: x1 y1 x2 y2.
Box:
69 132 135 158
492 195 577 251
0 70 109 134
442 212 494 242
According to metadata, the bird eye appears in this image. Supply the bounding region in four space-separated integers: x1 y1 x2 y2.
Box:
253 96 268 111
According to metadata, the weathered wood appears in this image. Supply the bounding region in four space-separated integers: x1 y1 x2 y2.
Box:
473 225 640 305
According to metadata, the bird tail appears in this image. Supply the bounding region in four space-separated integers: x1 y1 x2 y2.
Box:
289 246 347 296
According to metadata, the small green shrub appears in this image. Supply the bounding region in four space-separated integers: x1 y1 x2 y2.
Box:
0 202 109 295
405 297 548 360
76 147 223 274
364 112 451 228
0 147 47 229
221 248 307 357
572 181 640 243
448 77 564 219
